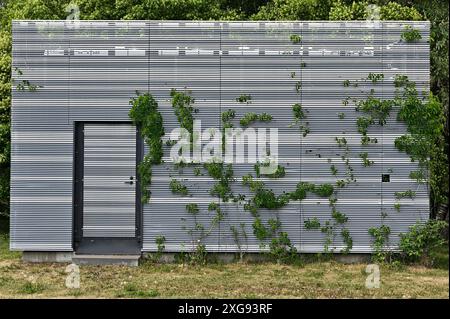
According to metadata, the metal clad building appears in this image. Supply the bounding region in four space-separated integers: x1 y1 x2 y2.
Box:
11 21 430 255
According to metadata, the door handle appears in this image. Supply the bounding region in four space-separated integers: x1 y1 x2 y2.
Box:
124 176 134 185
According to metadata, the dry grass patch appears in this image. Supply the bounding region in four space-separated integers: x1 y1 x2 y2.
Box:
1 260 447 299
0 236 448 299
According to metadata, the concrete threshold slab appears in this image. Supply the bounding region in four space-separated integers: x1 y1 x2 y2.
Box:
72 254 141 266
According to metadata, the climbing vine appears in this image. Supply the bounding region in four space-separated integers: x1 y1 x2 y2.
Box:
128 92 165 202
368 225 391 263
170 88 198 135
128 67 440 263
289 34 302 44
170 179 188 196
240 112 273 127
289 103 310 137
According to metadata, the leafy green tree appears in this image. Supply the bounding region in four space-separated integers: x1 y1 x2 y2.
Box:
252 0 332 20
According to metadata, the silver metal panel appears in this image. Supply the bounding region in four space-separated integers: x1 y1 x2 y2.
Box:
11 21 430 253
10 21 72 251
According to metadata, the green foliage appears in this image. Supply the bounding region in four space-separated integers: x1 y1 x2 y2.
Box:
313 184 334 197
148 235 166 263
189 243 208 265
304 217 321 230
129 93 165 202
165 139 177 147
394 202 401 212
295 81 302 93
290 103 310 137
236 94 252 103
170 179 188 196
356 96 393 126
203 162 223 179
19 282 45 294
0 166 8 218
230 223 248 261
395 190 416 200
341 228 353 254
320 221 334 254
394 78 447 211
193 167 202 176
368 225 391 263
292 103 305 120
361 135 377 146
401 25 422 42
343 80 350 87
252 217 274 241
290 182 314 201
331 210 348 224
0 0 448 255
221 109 236 123
268 231 298 263
329 0 422 21
240 112 272 127
336 179 346 188
185 203 199 215
208 201 224 226
335 136 347 147
394 74 409 88
338 112 345 119
367 73 384 83
356 116 374 135
399 220 448 263
409 169 426 184
207 163 234 202
241 174 264 194
329 0 368 20
252 0 331 20
290 34 302 44
359 152 373 167
156 235 166 253
170 88 197 135
330 165 338 176
121 283 160 298
249 188 290 213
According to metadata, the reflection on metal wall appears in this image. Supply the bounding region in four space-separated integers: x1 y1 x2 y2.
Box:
11 21 429 253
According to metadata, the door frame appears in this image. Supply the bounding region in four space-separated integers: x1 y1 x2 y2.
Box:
72 121 143 251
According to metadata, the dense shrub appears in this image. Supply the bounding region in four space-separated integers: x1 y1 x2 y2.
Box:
399 220 448 263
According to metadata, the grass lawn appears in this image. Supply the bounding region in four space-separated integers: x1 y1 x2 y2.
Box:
0 233 448 299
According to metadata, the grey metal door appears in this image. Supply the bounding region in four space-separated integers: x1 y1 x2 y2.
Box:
82 123 137 238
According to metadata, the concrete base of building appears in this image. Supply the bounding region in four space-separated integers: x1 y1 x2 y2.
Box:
22 251 73 263
72 254 140 266
333 254 371 264
22 251 371 265
142 252 372 264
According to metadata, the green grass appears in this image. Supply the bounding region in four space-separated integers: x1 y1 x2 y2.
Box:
429 244 449 270
18 282 45 294
0 233 448 298
0 232 21 261
117 283 160 298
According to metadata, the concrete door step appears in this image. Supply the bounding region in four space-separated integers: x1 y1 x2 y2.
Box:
72 254 141 266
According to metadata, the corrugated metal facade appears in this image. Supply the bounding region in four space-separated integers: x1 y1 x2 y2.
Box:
11 21 429 253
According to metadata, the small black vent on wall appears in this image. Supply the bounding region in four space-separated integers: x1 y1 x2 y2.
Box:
382 174 390 182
